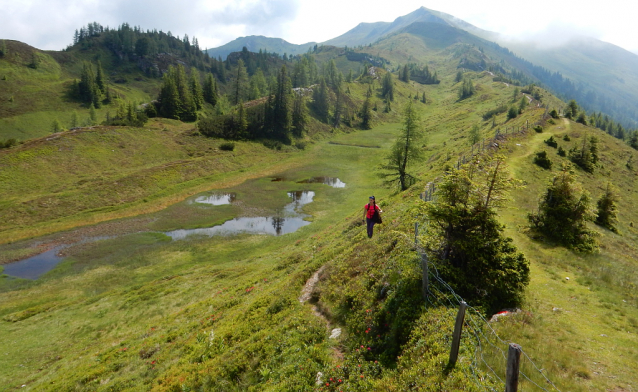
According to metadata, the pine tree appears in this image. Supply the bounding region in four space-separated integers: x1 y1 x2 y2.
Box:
381 71 394 102
292 93 308 137
236 101 248 139
455 70 463 83
419 155 530 312
70 111 79 128
89 103 97 125
333 87 343 128
400 64 410 82
381 101 423 190
469 124 480 145
271 66 292 142
360 96 372 130
52 118 64 133
203 73 218 106
95 61 106 94
233 59 248 105
422 92 426 103
312 78 329 123
595 183 619 232
189 69 204 110
528 166 597 251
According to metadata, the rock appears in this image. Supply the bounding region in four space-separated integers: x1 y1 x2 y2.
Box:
565 277 570 280
329 328 341 339
315 372 323 385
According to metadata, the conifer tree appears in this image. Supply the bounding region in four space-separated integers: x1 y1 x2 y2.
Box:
360 96 372 130
455 70 463 83
595 183 619 232
381 101 423 190
400 64 410 82
312 78 329 123
333 87 343 128
271 66 292 142
528 166 597 251
233 59 248 105
236 101 248 139
189 69 204 111
382 71 394 102
420 155 529 312
292 93 308 137
52 118 64 133
469 124 480 145
70 111 79 128
203 73 218 106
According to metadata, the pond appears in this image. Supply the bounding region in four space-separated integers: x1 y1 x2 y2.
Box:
2 190 317 279
297 177 346 188
166 191 314 240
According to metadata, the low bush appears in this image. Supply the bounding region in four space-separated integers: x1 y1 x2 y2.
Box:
219 142 235 151
533 151 552 169
534 125 543 133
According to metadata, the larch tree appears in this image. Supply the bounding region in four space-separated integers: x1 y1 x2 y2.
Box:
381 101 423 190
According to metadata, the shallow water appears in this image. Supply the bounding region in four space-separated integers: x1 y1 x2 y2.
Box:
3 191 316 278
3 247 66 280
167 191 315 240
192 193 236 205
297 177 346 188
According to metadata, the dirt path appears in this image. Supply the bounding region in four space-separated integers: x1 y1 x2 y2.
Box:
299 266 344 359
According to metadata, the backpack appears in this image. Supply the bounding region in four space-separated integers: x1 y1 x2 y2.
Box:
367 204 382 224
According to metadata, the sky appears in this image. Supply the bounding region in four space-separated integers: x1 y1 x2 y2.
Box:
1 0 637 54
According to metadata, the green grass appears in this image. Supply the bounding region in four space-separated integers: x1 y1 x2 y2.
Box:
2 40 638 391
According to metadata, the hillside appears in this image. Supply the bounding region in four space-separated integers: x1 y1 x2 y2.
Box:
1 17 638 392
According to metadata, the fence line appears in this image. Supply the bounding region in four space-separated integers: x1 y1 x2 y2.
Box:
414 106 560 390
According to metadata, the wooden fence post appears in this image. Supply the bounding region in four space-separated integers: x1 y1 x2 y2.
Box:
505 343 522 392
448 301 468 367
421 252 428 299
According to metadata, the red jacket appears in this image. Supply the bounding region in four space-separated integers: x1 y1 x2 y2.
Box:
365 203 380 219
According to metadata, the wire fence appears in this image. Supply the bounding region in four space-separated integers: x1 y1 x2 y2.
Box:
414 105 561 391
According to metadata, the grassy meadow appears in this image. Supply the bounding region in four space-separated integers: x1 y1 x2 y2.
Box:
1 43 638 392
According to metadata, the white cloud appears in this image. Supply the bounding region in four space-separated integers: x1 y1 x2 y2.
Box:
0 0 636 53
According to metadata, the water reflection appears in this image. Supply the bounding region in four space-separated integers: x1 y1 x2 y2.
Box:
193 193 236 205
297 177 346 188
165 191 315 240
3 247 66 280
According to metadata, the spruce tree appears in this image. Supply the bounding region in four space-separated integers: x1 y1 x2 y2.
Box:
469 124 480 145
595 183 619 232
89 103 97 125
272 66 292 142
382 71 394 102
360 96 372 130
202 73 218 106
528 166 597 251
233 59 248 105
312 78 329 123
420 155 530 312
292 93 308 137
189 69 204 110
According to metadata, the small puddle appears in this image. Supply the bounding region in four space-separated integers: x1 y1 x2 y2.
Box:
297 177 346 188
166 191 314 240
2 247 66 280
192 193 236 205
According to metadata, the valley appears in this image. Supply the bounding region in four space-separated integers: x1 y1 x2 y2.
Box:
1 7 638 391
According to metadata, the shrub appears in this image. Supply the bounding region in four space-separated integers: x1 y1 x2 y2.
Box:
568 136 598 173
549 109 559 118
528 167 597 252
558 146 566 157
544 136 558 148
482 105 507 121
547 118 556 124
595 183 619 233
0 139 17 149
563 134 571 141
533 151 552 169
263 140 283 150
534 125 543 133
507 106 518 120
219 142 235 151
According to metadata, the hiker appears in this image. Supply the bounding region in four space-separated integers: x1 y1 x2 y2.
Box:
363 196 383 238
